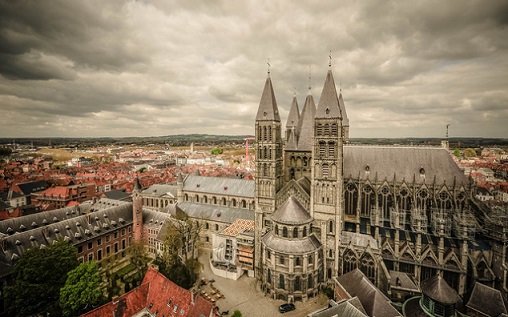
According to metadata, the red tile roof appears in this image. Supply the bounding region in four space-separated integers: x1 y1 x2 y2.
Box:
82 267 213 317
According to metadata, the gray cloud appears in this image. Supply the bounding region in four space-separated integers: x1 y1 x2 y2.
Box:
0 0 507 138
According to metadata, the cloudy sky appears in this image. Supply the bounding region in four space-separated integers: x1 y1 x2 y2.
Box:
1 1 507 138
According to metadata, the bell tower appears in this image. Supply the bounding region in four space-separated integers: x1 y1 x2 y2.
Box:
133 178 143 243
254 72 283 277
312 68 346 280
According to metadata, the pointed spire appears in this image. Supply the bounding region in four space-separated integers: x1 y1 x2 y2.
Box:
315 70 341 119
286 95 300 128
285 129 298 151
338 92 349 126
256 76 280 121
133 178 142 192
296 93 316 151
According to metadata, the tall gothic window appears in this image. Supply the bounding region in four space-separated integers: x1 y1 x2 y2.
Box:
344 249 357 274
279 275 285 289
294 276 301 291
268 126 272 141
360 253 375 282
345 183 358 215
361 185 375 217
378 186 392 220
263 126 267 141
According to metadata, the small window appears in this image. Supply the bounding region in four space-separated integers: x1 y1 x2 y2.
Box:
280 256 285 265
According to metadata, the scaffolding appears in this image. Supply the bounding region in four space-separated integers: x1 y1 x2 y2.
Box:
484 205 508 241
453 208 476 240
411 207 428 233
370 206 382 227
431 208 452 237
390 207 406 229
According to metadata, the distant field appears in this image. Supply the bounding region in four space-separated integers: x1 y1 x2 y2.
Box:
38 149 96 161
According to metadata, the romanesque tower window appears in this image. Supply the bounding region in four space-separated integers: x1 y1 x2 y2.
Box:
324 123 330 135
295 257 301 266
328 142 335 158
279 275 285 289
331 123 338 136
322 164 329 178
303 226 307 237
275 225 279 235
268 126 272 141
293 227 298 238
317 124 323 136
263 126 267 141
328 220 333 233
282 227 288 238
267 269 271 283
280 256 285 265
319 142 326 157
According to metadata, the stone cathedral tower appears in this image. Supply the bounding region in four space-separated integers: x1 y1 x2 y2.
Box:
133 177 144 243
254 74 284 276
311 69 346 280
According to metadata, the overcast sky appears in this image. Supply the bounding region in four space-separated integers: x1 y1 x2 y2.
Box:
1 1 507 139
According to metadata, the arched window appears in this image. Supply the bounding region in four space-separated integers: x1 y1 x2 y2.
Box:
263 163 268 176
268 126 272 141
293 227 298 238
328 142 335 158
317 124 323 136
232 198 237 207
184 194 189 202
263 126 267 141
327 268 332 279
308 274 313 288
331 123 338 136
319 142 326 157
282 227 288 238
344 249 357 274
212 197 217 204
267 269 272 283
279 274 285 289
322 163 329 178
360 253 375 282
294 276 301 291
275 225 279 235
345 183 358 215
303 226 307 237
221 197 226 205
203 196 208 203
242 200 247 208
324 123 330 136
295 257 301 266
280 256 285 265
195 195 199 203
328 220 333 233
328 249 333 258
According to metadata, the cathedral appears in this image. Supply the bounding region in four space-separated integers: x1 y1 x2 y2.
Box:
252 66 500 303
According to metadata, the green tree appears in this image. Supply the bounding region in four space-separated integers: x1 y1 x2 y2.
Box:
155 215 202 289
60 261 104 316
4 240 79 317
127 242 149 287
231 310 243 317
453 149 461 157
464 148 477 158
211 147 223 155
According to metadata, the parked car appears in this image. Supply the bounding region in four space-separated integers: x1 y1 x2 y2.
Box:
279 303 295 313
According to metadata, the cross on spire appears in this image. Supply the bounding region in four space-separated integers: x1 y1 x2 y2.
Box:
267 58 271 76
328 50 332 68
308 65 312 91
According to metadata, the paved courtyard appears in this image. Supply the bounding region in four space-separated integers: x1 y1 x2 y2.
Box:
196 251 328 317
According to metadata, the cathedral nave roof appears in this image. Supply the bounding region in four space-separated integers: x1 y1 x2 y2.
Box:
183 175 254 198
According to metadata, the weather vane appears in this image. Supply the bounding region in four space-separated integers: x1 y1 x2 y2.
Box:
329 50 332 68
308 65 312 91
267 58 271 76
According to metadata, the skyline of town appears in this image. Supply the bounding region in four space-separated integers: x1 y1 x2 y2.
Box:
1 1 507 139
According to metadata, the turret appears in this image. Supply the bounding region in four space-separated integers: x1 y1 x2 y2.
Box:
132 178 143 243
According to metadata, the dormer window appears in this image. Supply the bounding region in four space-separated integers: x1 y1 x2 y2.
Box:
365 165 370 172
419 167 425 176
325 108 330 115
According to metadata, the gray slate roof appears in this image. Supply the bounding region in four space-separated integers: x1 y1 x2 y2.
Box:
310 298 367 317
466 282 507 316
421 275 461 304
142 184 178 198
255 76 280 122
143 208 171 227
296 93 316 151
315 70 341 119
335 269 402 317
183 175 254 198
177 202 254 224
104 189 131 201
338 93 349 126
285 129 298 151
286 96 300 128
0 201 133 277
344 145 468 185
262 232 321 254
272 196 312 225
